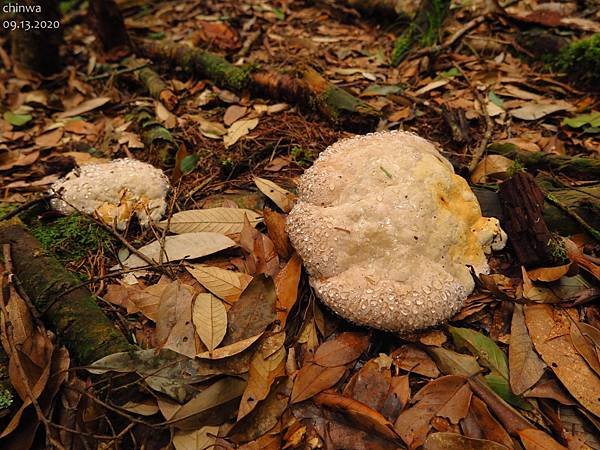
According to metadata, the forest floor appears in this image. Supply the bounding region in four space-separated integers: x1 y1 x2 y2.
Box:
0 0 599 449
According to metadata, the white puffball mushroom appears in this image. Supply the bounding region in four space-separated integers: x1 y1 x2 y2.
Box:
50 158 170 230
286 131 507 333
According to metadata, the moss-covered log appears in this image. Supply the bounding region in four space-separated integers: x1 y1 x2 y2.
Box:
553 34 600 89
10 0 62 75
133 38 380 131
132 108 177 166
0 219 132 365
136 65 177 111
487 143 600 179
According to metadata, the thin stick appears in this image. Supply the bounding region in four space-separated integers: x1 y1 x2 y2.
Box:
85 63 149 81
410 15 488 59
0 193 54 221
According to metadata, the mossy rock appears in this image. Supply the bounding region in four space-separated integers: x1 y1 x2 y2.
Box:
554 33 600 88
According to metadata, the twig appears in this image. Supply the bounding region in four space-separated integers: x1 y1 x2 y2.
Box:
410 15 488 59
85 63 149 81
453 63 494 172
545 194 600 243
0 193 54 221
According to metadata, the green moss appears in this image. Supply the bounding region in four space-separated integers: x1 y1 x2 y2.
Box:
28 213 112 262
0 387 13 409
554 34 600 88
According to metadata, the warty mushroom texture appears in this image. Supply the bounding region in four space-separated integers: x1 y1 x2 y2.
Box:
286 131 507 333
50 158 170 230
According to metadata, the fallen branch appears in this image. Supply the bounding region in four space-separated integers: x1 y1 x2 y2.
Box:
487 143 600 179
133 38 380 131
0 218 133 365
126 59 177 110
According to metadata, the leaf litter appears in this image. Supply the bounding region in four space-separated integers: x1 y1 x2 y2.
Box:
1 0 599 448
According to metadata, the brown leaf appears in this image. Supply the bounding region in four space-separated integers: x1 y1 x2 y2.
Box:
104 282 168 321
343 354 393 414
263 208 291 258
253 177 295 213
392 344 440 378
237 332 286 420
381 375 411 423
239 215 280 277
192 293 227 352
230 377 292 444
192 21 240 51
313 332 370 367
274 253 302 327
223 105 248 126
34 128 63 148
524 304 600 416
527 264 571 282
186 264 252 303
518 428 568 450
155 281 197 358
570 322 600 377
509 304 546 395
524 377 575 405
222 274 276 346
56 96 111 119
461 396 513 448
394 375 470 449
314 390 402 443
196 333 263 360
290 363 346 404
424 432 510 450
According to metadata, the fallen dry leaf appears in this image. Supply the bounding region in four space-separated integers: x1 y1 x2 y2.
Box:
394 375 471 449
159 207 263 235
186 264 252 303
509 304 546 395
274 253 302 327
524 304 600 417
392 344 440 378
518 428 568 450
156 282 197 358
253 177 295 213
290 363 346 404
122 232 236 268
313 332 370 367
424 432 509 450
193 293 227 353
56 96 111 119
224 118 259 148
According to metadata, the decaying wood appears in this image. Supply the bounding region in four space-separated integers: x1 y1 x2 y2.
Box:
133 38 380 131
498 172 564 268
0 219 132 365
488 143 600 179
475 180 600 238
126 59 177 110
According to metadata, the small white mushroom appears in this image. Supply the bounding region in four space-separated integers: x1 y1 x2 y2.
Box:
50 158 170 230
286 131 507 333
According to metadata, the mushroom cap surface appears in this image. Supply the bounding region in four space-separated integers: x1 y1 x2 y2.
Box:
286 131 506 333
50 158 170 230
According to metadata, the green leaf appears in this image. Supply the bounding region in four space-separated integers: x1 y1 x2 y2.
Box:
362 84 402 96
439 67 460 79
3 111 32 127
562 112 600 129
484 372 532 410
180 154 199 174
427 346 481 377
449 327 509 379
144 126 174 144
488 90 504 108
272 7 285 20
